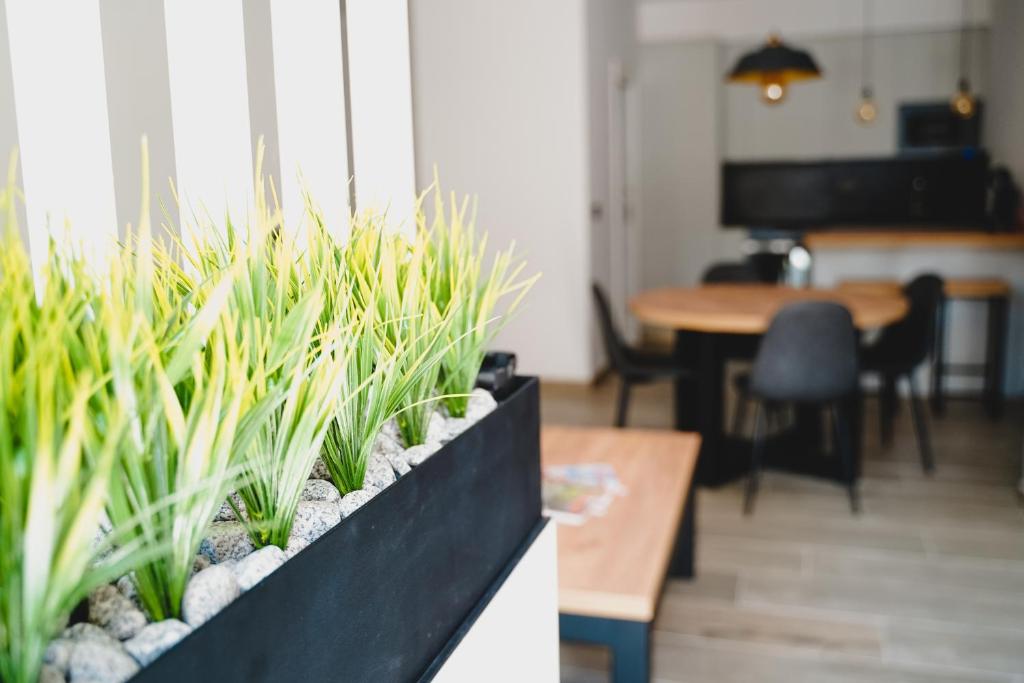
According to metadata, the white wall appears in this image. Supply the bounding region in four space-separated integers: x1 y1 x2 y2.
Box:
346 0 417 232
987 0 1024 186
163 0 253 227
99 0 178 240
723 29 988 161
638 41 744 289
0 0 26 243
433 524 560 683
267 0 350 234
409 0 594 382
6 0 119 275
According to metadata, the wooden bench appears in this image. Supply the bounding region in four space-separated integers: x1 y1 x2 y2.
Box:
837 277 1010 417
543 426 700 683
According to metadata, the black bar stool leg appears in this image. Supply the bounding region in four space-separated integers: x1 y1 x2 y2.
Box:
831 403 859 514
744 403 765 515
906 373 935 474
984 296 1008 421
615 380 632 428
879 373 896 447
931 298 947 416
731 392 748 437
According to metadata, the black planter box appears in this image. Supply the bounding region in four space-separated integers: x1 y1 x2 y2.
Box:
131 376 541 683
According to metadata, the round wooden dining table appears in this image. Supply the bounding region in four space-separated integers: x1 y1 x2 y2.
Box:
630 284 908 486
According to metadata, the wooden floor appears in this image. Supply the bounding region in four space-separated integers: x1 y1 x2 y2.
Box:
544 378 1024 683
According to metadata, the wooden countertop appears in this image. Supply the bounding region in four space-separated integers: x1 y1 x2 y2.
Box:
630 284 907 335
543 426 699 622
838 277 1012 300
805 231 1024 250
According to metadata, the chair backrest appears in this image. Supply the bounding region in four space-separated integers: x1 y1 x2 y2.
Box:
702 261 762 284
874 274 945 368
591 283 630 372
750 301 859 403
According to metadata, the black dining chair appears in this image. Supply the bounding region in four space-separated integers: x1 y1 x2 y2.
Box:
860 274 945 474
702 261 762 284
702 261 763 435
745 302 861 514
592 283 689 427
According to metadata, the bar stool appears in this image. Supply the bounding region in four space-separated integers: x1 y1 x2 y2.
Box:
837 277 1010 420
931 278 1010 420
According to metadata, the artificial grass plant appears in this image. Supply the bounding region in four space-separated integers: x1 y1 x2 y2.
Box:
162 152 344 549
73 148 270 621
422 183 538 418
312 216 453 493
0 156 142 683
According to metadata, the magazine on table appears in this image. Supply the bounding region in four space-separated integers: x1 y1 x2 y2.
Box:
542 462 627 525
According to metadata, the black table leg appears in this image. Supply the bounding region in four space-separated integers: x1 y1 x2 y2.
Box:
984 296 1008 420
931 298 947 416
668 488 696 579
560 614 650 683
673 330 700 432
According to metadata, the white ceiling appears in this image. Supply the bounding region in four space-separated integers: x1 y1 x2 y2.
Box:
638 0 992 44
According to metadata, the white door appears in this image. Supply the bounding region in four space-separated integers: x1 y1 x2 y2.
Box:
607 60 640 343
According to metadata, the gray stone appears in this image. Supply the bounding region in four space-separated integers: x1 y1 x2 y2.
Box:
308 456 330 480
192 554 211 574
441 417 471 443
386 450 412 477
231 545 287 591
67 640 138 683
372 429 404 458
88 585 147 640
338 489 375 519
299 478 341 503
404 441 442 467
363 452 396 491
465 388 497 422
288 500 342 546
44 639 74 674
114 576 143 613
39 663 64 683
213 492 247 522
380 418 401 444
123 619 191 668
373 430 411 476
181 566 240 628
425 409 448 444
197 521 255 564
60 624 118 647
283 535 309 560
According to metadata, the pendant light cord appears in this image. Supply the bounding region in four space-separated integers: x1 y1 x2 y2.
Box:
958 0 970 85
860 0 872 95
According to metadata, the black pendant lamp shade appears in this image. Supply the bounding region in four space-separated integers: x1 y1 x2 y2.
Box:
727 34 822 104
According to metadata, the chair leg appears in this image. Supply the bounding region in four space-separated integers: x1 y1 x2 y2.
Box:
906 373 935 474
744 404 765 516
731 392 748 437
879 373 896 447
615 380 632 428
831 403 860 514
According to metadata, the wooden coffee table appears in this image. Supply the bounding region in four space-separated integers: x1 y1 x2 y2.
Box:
543 426 700 683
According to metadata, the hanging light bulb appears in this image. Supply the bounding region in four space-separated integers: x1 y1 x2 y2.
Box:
951 0 976 119
951 77 976 119
761 76 786 104
856 87 877 124
855 0 877 125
